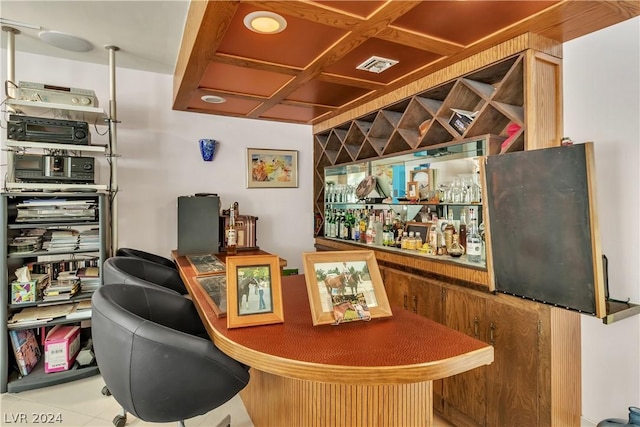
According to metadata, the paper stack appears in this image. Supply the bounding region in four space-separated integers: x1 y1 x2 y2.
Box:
43 271 80 302
42 229 79 252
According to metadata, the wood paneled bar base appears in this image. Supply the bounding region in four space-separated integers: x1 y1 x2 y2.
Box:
173 251 493 427
241 370 432 427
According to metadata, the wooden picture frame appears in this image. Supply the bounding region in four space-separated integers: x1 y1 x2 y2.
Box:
406 180 419 201
302 250 392 326
409 168 436 201
226 254 284 328
196 275 227 318
186 254 225 276
246 148 298 188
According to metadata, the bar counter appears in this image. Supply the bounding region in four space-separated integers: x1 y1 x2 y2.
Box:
173 251 493 426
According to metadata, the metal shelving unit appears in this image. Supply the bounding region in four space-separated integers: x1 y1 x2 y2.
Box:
1 26 119 393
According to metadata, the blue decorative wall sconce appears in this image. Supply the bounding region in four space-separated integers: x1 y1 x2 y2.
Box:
199 139 218 161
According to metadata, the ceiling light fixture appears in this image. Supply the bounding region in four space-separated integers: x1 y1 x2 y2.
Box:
356 56 399 74
201 95 226 104
243 11 287 34
38 30 93 52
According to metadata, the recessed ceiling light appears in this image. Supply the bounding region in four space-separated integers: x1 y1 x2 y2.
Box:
356 56 399 74
39 30 93 52
201 95 226 104
243 11 287 34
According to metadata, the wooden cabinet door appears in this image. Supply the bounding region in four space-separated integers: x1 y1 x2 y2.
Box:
410 277 443 323
443 287 488 427
485 299 540 427
381 266 410 311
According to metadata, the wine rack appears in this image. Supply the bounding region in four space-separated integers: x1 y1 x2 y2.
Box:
313 53 527 232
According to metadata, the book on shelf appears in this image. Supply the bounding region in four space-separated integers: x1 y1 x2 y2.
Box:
9 329 42 376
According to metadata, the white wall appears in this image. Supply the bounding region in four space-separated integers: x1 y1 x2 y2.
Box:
564 17 640 423
0 51 315 271
2 15 639 421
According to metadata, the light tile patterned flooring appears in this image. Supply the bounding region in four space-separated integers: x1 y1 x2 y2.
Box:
0 375 253 427
0 374 458 426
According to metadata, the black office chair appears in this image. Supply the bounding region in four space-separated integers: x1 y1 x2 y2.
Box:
102 256 187 295
116 247 177 270
92 284 250 427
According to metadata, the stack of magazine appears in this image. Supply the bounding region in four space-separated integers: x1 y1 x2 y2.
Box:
78 229 100 250
76 266 100 293
8 228 46 254
42 229 79 252
16 198 97 223
43 271 80 301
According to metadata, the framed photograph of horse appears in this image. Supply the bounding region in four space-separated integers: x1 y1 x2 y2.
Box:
302 250 392 326
246 148 298 188
226 254 284 329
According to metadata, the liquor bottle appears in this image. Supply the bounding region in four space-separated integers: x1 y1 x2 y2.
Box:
359 209 368 243
466 210 482 263
226 203 237 255
459 209 467 252
428 216 438 255
365 214 375 244
443 210 455 251
374 212 383 245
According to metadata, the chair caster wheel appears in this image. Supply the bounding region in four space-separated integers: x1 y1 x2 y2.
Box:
113 414 126 427
102 386 111 396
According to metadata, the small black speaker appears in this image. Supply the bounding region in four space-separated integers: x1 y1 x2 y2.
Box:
177 195 220 255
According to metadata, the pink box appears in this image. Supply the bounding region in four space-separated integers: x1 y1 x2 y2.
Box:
44 325 81 373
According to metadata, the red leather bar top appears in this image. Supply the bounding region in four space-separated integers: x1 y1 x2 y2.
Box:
211 274 489 368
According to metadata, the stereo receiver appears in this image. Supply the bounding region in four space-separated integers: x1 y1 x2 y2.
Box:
13 154 95 184
18 81 98 107
8 115 90 145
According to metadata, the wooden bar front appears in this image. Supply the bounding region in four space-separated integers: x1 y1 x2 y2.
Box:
173 251 494 426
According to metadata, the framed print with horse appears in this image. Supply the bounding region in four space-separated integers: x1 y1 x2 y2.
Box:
226 254 284 329
302 250 392 326
246 148 298 188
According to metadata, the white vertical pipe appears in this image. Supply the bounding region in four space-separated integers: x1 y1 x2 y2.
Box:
3 26 19 187
106 45 119 255
3 26 18 98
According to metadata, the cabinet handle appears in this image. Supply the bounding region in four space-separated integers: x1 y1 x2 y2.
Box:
490 322 496 345
412 295 418 314
473 317 479 338
403 294 408 310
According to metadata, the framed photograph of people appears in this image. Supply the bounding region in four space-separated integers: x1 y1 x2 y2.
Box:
226 254 284 329
302 250 392 326
246 148 298 188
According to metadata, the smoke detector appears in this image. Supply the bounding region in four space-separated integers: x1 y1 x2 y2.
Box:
356 56 399 73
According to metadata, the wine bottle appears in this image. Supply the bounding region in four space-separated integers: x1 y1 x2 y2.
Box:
466 210 482 263
226 203 237 255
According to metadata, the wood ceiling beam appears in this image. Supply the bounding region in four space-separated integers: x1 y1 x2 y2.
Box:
173 1 240 110
212 53 301 76
376 26 465 56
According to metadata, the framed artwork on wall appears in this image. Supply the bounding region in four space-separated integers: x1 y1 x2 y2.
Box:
246 148 298 188
226 254 284 328
302 250 392 326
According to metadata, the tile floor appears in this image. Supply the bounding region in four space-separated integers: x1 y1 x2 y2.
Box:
0 375 253 427
0 374 462 427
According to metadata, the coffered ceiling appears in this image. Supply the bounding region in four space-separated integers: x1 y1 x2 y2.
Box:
173 1 640 126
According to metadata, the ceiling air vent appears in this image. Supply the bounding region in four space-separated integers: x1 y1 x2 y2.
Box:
356 56 399 73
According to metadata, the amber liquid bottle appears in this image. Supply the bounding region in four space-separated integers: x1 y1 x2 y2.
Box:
226 203 237 255
459 209 467 253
